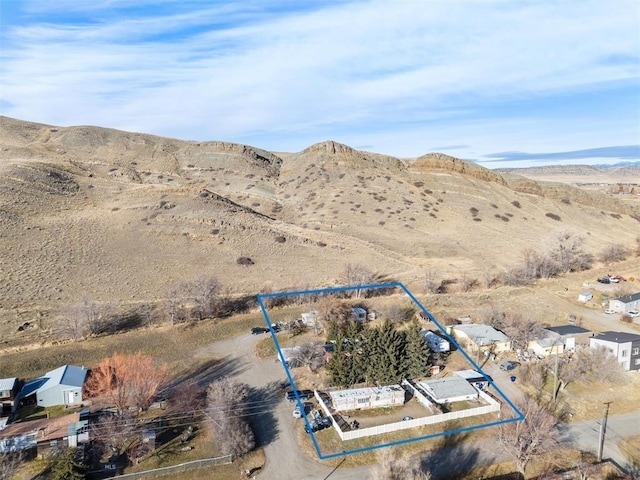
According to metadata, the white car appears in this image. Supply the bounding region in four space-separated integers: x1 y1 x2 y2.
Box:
604 309 615 315
628 310 639 318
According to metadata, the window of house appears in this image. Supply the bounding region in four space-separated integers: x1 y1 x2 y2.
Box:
621 350 629 357
633 347 640 355
635 359 640 366
357 397 370 404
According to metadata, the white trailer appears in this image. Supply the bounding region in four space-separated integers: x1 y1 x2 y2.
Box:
423 330 450 353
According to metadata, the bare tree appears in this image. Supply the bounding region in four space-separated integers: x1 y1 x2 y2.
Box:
548 230 593 273
167 379 205 420
599 243 629 263
496 397 561 475
342 263 376 298
502 313 545 352
424 268 440 294
374 449 432 480
165 285 188 325
90 411 140 460
479 305 508 330
383 303 415 324
85 352 169 414
519 363 548 399
0 452 24 480
185 275 221 320
290 342 325 372
458 274 478 292
62 296 114 338
206 377 255 459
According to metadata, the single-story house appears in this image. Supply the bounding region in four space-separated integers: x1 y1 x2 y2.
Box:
329 385 405 411
545 325 592 350
352 308 367 322
0 378 19 415
422 330 450 353
578 291 593 303
453 370 492 390
418 376 479 404
0 412 88 455
529 325 592 357
609 292 640 314
590 331 640 372
447 324 511 353
17 365 88 408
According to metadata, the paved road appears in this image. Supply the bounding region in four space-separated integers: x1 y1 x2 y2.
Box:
560 411 640 472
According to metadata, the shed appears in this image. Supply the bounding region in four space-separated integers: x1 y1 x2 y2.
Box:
352 308 367 322
418 376 479 404
18 365 87 408
578 291 593 303
0 378 19 414
329 385 405 411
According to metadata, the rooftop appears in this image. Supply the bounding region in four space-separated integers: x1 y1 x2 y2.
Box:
418 376 478 401
450 324 509 344
614 292 640 304
453 370 492 382
593 331 640 344
545 325 591 336
0 413 80 443
0 378 17 392
18 365 87 399
329 385 404 400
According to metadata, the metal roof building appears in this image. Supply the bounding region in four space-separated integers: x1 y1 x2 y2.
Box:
18 365 87 408
418 376 479 404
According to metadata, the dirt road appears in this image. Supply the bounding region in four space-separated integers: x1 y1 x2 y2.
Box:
194 332 373 480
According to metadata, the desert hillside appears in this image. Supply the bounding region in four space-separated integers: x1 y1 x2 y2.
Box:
1 115 639 335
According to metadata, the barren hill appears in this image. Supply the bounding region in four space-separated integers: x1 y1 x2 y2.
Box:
1 115 639 334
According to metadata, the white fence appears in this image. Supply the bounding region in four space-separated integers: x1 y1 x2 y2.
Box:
315 383 501 441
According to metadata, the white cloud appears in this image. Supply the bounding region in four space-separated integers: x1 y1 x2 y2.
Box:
1 0 638 160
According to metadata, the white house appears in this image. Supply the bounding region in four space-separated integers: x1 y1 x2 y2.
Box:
329 385 405 411
422 330 450 353
578 291 593 303
448 324 511 353
609 292 640 314
529 325 591 356
418 376 479 404
590 331 640 372
17 365 87 408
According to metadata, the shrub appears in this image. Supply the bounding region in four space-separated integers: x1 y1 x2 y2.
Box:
237 257 254 266
490 203 498 209
599 243 628 263
561 198 571 204
275 236 286 243
469 207 479 217
546 213 562 221
511 200 521 208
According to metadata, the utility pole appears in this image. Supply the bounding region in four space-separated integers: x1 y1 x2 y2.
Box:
597 401 612 462
552 342 560 402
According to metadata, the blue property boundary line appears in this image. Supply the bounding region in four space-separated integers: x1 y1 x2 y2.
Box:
257 282 525 460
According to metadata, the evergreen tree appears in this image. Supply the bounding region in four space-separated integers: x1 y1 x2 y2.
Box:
49 448 87 480
366 320 407 385
405 320 432 379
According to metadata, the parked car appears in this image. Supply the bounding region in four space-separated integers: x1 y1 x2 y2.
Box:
251 327 269 335
402 416 414 421
627 310 639 318
499 361 520 371
597 277 610 284
293 404 303 418
604 309 615 315
285 389 314 402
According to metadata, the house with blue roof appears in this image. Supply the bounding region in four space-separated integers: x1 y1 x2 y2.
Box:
17 365 88 408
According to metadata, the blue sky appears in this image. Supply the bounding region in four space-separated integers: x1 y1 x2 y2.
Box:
1 0 639 168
